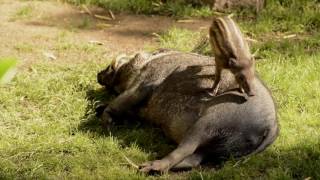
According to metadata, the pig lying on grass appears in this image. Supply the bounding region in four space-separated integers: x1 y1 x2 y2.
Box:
97 51 278 173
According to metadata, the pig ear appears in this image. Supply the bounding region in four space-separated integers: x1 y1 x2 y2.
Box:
110 58 116 70
228 58 239 68
112 54 127 70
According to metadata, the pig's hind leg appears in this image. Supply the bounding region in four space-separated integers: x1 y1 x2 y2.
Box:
170 152 204 171
139 116 214 173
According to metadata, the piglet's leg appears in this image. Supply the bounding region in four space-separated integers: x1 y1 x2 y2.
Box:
211 66 222 96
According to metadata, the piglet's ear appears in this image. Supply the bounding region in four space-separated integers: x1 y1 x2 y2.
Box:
228 58 239 68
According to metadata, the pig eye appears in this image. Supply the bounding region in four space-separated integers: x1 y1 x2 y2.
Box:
237 74 245 82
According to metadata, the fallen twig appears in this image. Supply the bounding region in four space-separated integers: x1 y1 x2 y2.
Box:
246 37 258 43
89 40 104 45
97 23 113 28
82 5 92 16
177 19 195 23
108 10 115 20
43 52 57 60
283 34 297 39
122 154 139 169
81 4 115 22
213 11 227 16
151 32 161 39
94 14 112 21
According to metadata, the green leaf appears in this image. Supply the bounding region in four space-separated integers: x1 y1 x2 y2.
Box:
0 58 18 84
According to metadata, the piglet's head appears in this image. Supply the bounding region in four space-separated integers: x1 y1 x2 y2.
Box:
229 57 255 96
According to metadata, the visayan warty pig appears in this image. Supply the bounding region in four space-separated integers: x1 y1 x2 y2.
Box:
97 50 279 173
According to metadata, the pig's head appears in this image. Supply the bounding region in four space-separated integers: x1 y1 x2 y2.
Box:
97 54 131 92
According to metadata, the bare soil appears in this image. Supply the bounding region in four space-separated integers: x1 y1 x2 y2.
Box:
0 0 211 65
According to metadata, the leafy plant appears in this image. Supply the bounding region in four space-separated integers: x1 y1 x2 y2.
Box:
0 58 18 84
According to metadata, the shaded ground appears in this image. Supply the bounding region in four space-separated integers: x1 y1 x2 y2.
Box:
0 0 210 65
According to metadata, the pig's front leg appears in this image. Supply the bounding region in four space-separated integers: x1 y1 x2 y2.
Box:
101 83 152 128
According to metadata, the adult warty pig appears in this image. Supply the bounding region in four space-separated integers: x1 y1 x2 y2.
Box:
97 51 279 173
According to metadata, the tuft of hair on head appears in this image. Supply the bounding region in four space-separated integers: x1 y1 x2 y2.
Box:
111 54 131 71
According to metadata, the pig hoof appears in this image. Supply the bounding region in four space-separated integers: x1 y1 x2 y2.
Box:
101 110 113 129
208 87 219 96
95 104 107 117
139 160 170 173
207 90 218 97
207 91 216 96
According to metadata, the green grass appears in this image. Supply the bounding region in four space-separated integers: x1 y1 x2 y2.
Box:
11 4 35 21
158 27 203 52
1 0 320 179
0 58 182 179
0 58 17 84
63 0 213 17
14 43 34 53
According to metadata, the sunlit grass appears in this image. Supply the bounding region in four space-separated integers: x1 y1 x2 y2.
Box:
11 4 35 21
63 0 214 17
0 58 17 84
0 0 319 179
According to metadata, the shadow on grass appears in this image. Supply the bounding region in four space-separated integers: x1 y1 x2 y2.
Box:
186 143 320 179
78 87 175 158
263 144 320 179
243 143 319 179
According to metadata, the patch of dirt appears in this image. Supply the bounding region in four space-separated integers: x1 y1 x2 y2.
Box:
0 0 211 66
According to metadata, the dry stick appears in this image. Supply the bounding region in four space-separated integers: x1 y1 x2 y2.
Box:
108 10 115 20
213 11 226 16
246 37 258 43
177 19 195 23
283 34 297 39
96 23 113 28
122 154 139 169
82 4 92 16
94 14 112 21
89 40 104 45
82 5 113 21
151 32 161 39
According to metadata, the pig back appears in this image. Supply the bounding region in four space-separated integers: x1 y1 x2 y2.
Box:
138 52 277 145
